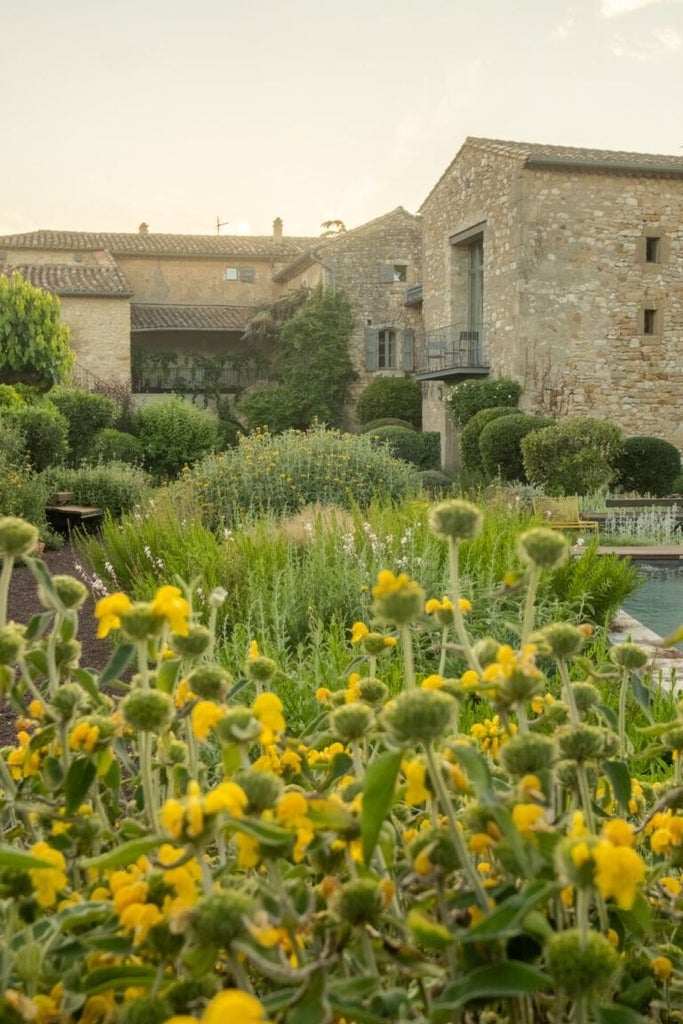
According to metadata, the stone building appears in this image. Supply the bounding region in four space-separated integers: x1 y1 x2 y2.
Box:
418 137 683 463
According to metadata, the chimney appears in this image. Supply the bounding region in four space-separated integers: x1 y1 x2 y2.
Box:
138 222 149 235
273 217 283 242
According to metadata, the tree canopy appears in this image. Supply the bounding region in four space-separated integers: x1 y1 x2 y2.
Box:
0 272 73 390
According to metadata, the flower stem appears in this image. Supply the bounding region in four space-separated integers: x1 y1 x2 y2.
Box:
521 566 541 646
0 555 14 628
400 623 415 689
447 538 482 674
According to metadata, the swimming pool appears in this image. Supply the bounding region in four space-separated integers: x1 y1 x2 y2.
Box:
621 561 683 648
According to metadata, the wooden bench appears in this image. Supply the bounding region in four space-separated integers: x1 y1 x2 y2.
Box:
45 504 104 538
532 496 599 535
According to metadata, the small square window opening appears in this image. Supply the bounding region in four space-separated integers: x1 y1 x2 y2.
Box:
393 265 407 283
224 267 238 281
645 237 660 263
643 308 657 335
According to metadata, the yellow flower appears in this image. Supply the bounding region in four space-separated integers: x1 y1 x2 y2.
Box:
660 875 682 896
651 955 673 982
236 832 261 869
151 585 190 636
191 700 223 741
68 721 100 753
252 692 285 744
351 621 370 643
276 792 309 828
403 760 430 804
421 674 445 690
592 841 645 910
460 669 479 688
95 592 132 638
28 842 67 908
511 803 544 837
119 901 164 945
248 639 261 659
602 818 635 847
160 798 185 840
174 677 195 709
204 781 248 818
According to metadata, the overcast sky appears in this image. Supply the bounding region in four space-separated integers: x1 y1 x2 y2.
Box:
3 0 682 238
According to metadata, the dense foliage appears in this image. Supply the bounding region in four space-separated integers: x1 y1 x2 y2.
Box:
369 424 441 470
355 376 423 429
0 271 73 389
522 417 624 495
459 405 521 472
615 435 682 497
40 462 152 517
134 397 218 480
48 386 120 466
3 399 69 471
444 376 522 426
91 428 144 466
479 412 552 482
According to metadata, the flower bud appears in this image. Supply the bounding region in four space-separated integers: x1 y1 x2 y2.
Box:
557 724 611 761
371 571 424 627
611 643 649 670
0 517 39 558
538 622 586 659
55 638 82 671
234 768 283 813
214 707 262 744
356 678 389 706
472 637 501 669
499 733 555 777
571 682 601 715
410 829 459 873
517 528 569 571
190 890 253 946
40 575 88 611
545 928 620 997
120 603 165 641
335 878 383 926
555 759 598 790
663 727 683 753
0 624 26 665
330 703 375 743
383 689 457 746
122 690 174 732
169 625 212 658
429 500 483 542
51 683 84 721
186 664 232 701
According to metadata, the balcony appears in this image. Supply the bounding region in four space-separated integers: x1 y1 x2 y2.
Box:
415 323 490 380
405 284 423 306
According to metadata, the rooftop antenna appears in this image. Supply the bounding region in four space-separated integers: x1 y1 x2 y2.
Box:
216 216 229 235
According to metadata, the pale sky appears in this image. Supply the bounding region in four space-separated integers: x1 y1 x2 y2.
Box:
3 0 683 238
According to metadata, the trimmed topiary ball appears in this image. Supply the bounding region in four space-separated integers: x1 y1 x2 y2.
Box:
615 435 681 496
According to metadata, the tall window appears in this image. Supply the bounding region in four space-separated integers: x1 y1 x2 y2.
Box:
378 329 397 368
468 237 484 332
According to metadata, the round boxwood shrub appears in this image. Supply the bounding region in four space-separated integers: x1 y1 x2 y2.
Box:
444 377 522 427
460 406 522 472
133 397 219 480
91 428 144 466
479 413 553 482
418 469 453 497
370 425 441 470
48 386 119 466
355 377 422 429
521 417 623 495
614 436 681 496
358 418 415 433
2 400 69 471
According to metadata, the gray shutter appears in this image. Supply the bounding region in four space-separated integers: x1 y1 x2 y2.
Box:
238 265 255 283
402 328 415 372
379 264 394 283
364 327 379 371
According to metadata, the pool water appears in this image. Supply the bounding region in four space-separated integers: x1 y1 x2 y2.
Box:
621 562 683 648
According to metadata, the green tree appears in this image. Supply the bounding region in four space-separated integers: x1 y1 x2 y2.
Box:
0 272 73 389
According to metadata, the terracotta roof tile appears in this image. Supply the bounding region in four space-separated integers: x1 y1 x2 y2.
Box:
466 137 683 170
2 261 132 297
131 303 253 331
0 230 318 259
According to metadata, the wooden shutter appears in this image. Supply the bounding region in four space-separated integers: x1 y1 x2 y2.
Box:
238 266 255 283
379 264 394 283
402 328 415 372
364 327 379 371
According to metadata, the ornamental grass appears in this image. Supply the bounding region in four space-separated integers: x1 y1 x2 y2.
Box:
0 505 681 1024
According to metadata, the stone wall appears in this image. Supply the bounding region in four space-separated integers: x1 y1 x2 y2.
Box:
60 295 131 386
118 254 285 307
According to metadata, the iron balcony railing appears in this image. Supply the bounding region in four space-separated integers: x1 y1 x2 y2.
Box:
415 322 490 376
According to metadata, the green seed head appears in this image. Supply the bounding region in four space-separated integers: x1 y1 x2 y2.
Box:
120 603 165 641
571 682 601 715
234 768 283 813
517 528 569 571
545 928 620 997
499 733 556 777
538 622 586 659
244 655 278 684
471 637 502 669
429 500 483 542
191 890 253 946
557 723 610 762
330 703 375 743
410 829 459 873
0 624 26 665
186 664 232 701
611 643 649 670
0 517 39 558
169 625 212 658
122 690 174 732
51 683 84 721
335 878 383 926
356 678 390 707
42 575 88 611
383 689 457 747
555 758 598 790
214 707 261 744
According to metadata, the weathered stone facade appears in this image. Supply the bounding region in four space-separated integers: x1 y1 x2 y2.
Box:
420 138 683 459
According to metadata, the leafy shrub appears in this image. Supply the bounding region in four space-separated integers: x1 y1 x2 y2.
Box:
2 401 69 470
181 425 421 528
48 387 119 466
0 454 50 533
548 542 640 625
0 384 25 410
444 377 522 426
40 462 151 517
370 426 441 470
133 397 218 479
479 413 552 482
521 417 624 495
614 436 681 496
355 377 422 429
215 400 243 450
671 473 683 495
91 428 144 466
358 418 416 433
236 385 308 433
460 406 524 472
418 469 453 497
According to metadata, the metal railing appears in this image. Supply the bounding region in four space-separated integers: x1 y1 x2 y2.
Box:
415 322 490 375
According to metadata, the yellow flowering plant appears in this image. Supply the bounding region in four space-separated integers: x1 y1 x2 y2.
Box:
0 507 682 1023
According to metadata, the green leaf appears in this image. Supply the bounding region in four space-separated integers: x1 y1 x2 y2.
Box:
98 644 135 688
81 835 168 870
156 658 181 695
23 611 52 642
361 748 403 863
593 1005 651 1024
0 846 55 870
460 881 556 943
629 671 653 721
221 742 242 777
602 760 633 812
431 962 551 1020
285 969 329 1024
83 965 157 994
659 623 683 647
306 797 356 832
446 742 494 802
72 669 103 703
226 817 294 849
65 757 97 813
56 901 114 932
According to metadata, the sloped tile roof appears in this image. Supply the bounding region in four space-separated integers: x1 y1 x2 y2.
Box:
0 230 318 259
2 261 132 297
131 303 253 331
465 137 683 171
